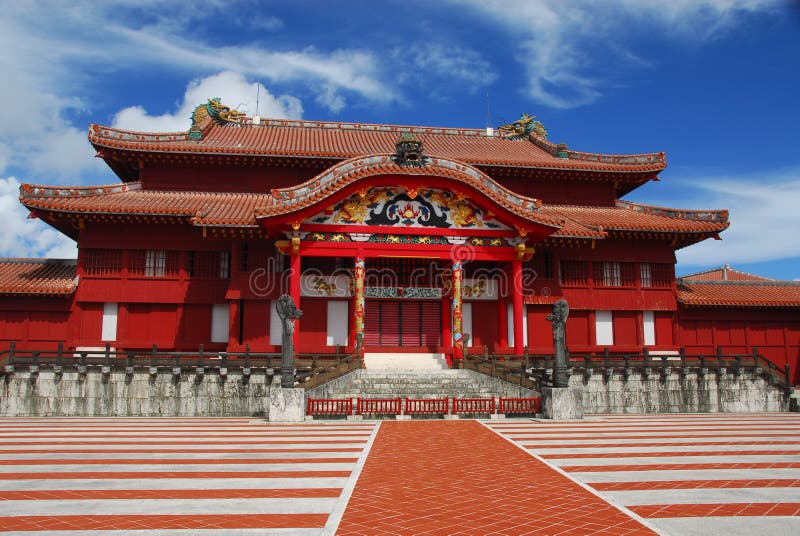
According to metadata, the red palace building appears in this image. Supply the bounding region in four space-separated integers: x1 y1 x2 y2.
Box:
1 101 798 383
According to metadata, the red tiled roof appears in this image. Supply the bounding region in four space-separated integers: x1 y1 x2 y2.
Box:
677 281 800 308
679 265 773 281
0 259 77 296
88 119 667 174
257 155 561 228
21 179 729 242
20 182 264 227
542 201 729 238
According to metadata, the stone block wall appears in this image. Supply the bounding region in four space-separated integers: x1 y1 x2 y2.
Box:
0 369 272 417
575 369 788 413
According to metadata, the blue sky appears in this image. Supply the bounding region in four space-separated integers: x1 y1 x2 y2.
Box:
1 0 798 279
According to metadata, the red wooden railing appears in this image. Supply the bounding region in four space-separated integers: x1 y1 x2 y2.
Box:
499 397 540 414
307 398 352 416
357 398 402 415
404 398 448 415
453 398 495 414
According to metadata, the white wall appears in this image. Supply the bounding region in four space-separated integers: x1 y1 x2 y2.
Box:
643 311 656 346
101 303 118 342
326 301 349 346
595 310 614 346
269 300 282 346
211 304 229 344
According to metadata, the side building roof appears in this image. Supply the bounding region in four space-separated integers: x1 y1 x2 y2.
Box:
677 266 800 308
0 258 77 296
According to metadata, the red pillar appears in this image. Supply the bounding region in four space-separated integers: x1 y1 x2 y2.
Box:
497 297 507 351
290 251 301 347
441 298 452 352
512 259 524 355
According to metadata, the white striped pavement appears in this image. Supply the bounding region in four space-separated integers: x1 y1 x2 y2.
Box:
0 418 380 534
487 413 800 536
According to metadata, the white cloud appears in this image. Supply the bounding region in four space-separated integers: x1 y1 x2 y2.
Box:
0 177 76 259
638 168 800 267
113 71 303 132
450 0 782 108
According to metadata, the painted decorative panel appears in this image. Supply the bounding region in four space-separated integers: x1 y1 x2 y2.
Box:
461 278 498 300
306 188 511 230
300 274 352 298
364 287 442 300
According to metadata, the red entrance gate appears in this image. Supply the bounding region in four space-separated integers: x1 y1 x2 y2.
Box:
364 300 440 347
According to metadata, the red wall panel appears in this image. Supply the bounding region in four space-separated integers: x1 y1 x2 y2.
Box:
299 298 327 351
614 311 639 348
655 312 673 346
470 301 497 351
566 310 591 349
242 301 270 350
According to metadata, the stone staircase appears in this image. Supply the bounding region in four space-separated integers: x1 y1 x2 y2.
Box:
306 369 538 401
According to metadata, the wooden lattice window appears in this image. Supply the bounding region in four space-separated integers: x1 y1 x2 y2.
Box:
534 250 554 280
129 250 179 277
559 260 589 287
189 251 230 279
595 262 636 287
649 263 674 288
83 249 121 276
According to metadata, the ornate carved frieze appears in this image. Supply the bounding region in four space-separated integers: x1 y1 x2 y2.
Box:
308 187 511 230
364 286 442 299
300 274 353 297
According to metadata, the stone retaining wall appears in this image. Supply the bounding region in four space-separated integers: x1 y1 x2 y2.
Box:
0 369 272 417
575 369 788 413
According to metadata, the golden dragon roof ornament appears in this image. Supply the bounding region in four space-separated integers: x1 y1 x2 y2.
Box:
189 98 246 140
498 113 547 140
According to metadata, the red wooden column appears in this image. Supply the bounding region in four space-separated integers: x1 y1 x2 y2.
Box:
441 297 451 354
290 242 301 347
511 259 524 355
497 298 508 351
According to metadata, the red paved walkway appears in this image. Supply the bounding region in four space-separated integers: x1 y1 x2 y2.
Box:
336 420 653 535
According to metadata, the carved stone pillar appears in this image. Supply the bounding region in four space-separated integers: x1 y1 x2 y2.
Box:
353 257 365 361
289 247 301 348
452 260 464 361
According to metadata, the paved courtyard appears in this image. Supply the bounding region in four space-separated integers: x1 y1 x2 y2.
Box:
0 413 797 535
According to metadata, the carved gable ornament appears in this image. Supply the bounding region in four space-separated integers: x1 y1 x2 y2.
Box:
393 132 427 167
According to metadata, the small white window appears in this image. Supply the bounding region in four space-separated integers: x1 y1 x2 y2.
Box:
326 301 349 346
145 250 166 277
211 304 229 343
640 263 652 287
643 311 656 346
219 251 230 279
603 262 621 286
506 303 528 347
269 300 282 346
101 303 118 341
462 302 473 348
595 310 614 346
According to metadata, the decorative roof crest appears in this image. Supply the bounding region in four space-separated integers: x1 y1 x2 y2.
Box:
393 132 427 167
189 98 246 140
498 113 547 140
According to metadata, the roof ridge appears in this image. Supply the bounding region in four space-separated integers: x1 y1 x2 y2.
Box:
617 200 729 223
0 258 77 265
20 182 142 199
679 279 800 287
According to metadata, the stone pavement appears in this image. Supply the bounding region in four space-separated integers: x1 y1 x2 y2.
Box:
0 414 798 535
